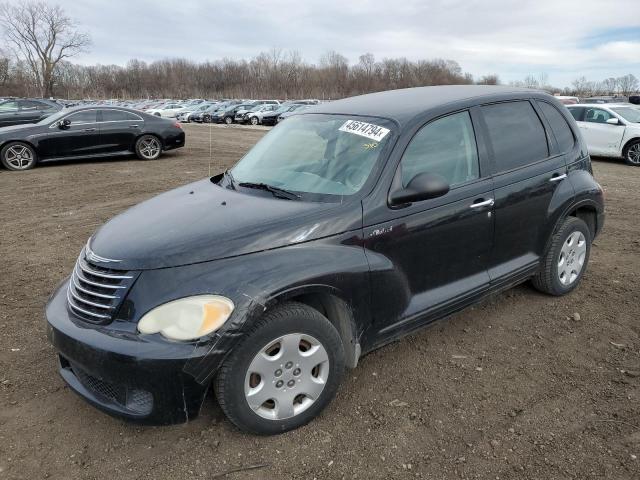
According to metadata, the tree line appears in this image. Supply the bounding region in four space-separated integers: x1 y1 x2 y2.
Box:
0 50 478 100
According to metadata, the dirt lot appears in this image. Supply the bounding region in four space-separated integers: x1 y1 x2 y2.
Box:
0 123 638 479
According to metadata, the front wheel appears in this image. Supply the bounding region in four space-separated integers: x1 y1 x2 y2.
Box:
135 135 162 160
532 216 591 295
250 116 259 125
214 302 345 435
623 140 640 166
1 142 37 171
224 116 233 125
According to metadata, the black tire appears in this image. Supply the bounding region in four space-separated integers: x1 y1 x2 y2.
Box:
214 302 345 435
203 115 211 123
0 141 37 171
532 216 591 296
224 116 233 125
623 140 640 166
250 116 259 125
134 134 162 160
154 112 161 117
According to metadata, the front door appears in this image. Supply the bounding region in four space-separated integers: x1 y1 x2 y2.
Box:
580 107 625 156
364 110 494 335
39 109 102 158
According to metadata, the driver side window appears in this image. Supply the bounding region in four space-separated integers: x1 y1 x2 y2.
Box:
584 108 613 124
400 111 479 188
66 110 97 125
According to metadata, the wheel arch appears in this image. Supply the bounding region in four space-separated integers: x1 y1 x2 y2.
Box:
266 286 361 369
622 136 640 155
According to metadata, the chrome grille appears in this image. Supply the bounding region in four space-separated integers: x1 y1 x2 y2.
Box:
66 250 136 323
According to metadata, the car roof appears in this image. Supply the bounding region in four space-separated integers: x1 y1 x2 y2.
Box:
304 85 544 127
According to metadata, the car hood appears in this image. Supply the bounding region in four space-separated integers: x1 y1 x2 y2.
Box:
88 178 361 270
0 123 42 136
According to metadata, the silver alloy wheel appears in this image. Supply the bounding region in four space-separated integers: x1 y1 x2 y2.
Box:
4 144 34 170
250 116 258 125
557 231 587 285
244 333 330 420
138 136 160 159
627 143 640 165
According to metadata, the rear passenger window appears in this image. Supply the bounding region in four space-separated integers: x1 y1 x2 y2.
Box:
400 111 479 188
537 101 575 153
102 109 140 122
568 107 584 121
481 101 548 172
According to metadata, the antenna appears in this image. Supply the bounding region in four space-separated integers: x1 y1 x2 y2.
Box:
208 122 212 177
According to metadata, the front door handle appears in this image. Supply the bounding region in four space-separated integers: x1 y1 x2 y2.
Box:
470 198 494 209
129 124 139 128
83 128 96 132
549 173 567 182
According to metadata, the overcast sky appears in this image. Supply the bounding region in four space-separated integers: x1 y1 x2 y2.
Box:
52 0 640 87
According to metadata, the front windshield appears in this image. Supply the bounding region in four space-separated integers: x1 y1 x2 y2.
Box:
611 107 640 123
231 114 395 199
38 109 68 125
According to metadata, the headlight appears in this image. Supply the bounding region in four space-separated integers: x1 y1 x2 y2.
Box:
138 295 234 341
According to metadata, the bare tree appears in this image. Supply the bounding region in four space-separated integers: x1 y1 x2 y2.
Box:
523 75 539 89
0 1 90 97
616 74 639 97
477 74 500 85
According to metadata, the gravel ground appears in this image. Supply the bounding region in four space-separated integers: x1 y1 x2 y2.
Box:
0 123 638 479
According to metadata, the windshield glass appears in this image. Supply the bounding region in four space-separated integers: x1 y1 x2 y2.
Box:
611 107 640 123
37 109 69 125
231 114 395 200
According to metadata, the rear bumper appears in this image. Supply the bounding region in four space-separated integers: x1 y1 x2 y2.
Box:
163 131 185 151
46 280 209 425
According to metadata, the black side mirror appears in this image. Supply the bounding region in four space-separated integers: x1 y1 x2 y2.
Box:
58 118 71 129
389 172 450 206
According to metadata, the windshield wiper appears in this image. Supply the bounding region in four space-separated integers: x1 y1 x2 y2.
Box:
223 169 236 190
238 182 301 200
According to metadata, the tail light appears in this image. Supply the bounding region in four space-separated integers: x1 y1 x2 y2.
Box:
174 122 182 129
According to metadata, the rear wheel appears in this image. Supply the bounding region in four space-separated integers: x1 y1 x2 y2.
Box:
135 135 162 160
214 302 344 435
1 142 37 171
623 140 640 166
532 216 591 295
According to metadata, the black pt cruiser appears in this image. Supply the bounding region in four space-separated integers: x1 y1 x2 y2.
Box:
46 86 605 435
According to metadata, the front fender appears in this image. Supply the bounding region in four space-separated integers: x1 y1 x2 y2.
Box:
120 232 370 384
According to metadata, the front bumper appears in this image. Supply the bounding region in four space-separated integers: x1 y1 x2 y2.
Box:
45 280 209 425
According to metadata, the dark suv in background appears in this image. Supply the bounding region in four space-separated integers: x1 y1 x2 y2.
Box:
0 98 62 127
46 86 604 434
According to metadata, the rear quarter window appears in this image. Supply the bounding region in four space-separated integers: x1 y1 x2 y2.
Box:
537 101 575 153
481 101 549 172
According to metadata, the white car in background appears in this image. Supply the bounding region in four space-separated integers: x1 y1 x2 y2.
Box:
146 102 184 118
567 103 640 166
176 103 215 123
243 104 279 125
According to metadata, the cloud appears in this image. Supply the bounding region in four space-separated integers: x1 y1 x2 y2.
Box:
26 0 640 87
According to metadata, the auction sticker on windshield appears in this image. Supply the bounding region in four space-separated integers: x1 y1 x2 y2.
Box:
339 120 390 142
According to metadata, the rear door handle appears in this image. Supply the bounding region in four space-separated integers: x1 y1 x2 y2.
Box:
129 124 139 128
470 198 494 209
83 128 96 132
549 173 567 182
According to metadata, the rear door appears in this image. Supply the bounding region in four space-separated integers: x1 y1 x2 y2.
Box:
479 100 569 284
0 100 21 126
17 100 54 124
98 109 143 153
